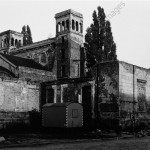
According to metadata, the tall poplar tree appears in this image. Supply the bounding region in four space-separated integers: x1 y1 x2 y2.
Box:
21 25 33 46
27 25 33 44
84 6 117 75
21 25 27 46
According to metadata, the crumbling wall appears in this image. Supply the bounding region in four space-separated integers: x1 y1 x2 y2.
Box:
0 79 40 128
119 61 150 122
98 61 119 120
18 67 56 82
119 62 134 116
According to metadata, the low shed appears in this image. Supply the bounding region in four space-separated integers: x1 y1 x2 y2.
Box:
42 102 83 128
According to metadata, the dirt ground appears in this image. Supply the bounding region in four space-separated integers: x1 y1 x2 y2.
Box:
2 137 150 150
0 131 150 150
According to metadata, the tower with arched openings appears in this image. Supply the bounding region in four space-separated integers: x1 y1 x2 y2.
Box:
55 9 85 79
0 30 23 53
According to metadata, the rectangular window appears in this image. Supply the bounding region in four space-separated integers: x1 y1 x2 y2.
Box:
75 64 80 77
72 109 78 118
62 36 65 43
61 65 66 77
61 49 65 59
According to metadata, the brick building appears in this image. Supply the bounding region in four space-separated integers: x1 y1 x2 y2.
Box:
0 9 95 128
0 9 149 129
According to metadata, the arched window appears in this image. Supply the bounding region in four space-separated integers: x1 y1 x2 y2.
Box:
1 40 3 48
62 21 65 31
4 38 7 47
41 53 47 64
15 39 18 46
19 40 21 47
66 20 69 30
57 22 61 32
33 54 39 63
72 20 75 30
76 21 79 31
11 38 14 46
80 23 83 33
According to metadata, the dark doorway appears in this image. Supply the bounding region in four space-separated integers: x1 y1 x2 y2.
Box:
82 86 92 128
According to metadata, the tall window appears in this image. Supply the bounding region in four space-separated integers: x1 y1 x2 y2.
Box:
19 40 21 47
1 40 3 48
72 20 75 30
75 64 80 77
76 21 79 31
61 49 65 59
4 38 7 47
80 23 83 33
11 38 14 46
46 87 54 103
57 22 61 32
61 65 66 77
66 20 69 30
62 21 65 31
62 36 65 43
15 39 18 47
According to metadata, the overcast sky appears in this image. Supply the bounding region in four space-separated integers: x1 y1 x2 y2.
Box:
0 0 150 68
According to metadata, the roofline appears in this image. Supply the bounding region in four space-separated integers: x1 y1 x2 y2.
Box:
10 38 55 54
119 60 149 71
55 9 83 19
0 54 17 68
98 60 149 71
0 30 23 36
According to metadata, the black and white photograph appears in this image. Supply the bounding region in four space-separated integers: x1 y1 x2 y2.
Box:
0 0 150 149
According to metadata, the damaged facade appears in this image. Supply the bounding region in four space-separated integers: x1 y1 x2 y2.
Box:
0 9 94 128
97 61 150 129
0 9 149 129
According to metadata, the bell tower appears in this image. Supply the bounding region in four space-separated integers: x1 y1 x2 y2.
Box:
55 9 84 79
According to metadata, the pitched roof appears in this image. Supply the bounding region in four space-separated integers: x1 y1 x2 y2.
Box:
0 53 48 71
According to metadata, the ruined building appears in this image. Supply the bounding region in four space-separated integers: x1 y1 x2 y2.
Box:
0 9 95 128
0 9 149 129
